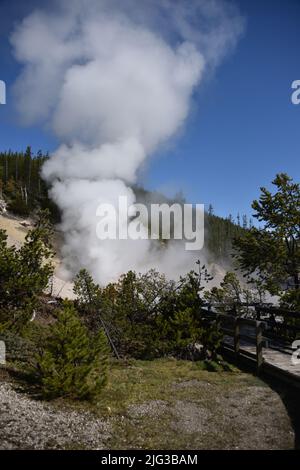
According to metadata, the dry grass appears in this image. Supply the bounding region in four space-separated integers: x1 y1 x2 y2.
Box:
1 353 295 449
58 358 294 450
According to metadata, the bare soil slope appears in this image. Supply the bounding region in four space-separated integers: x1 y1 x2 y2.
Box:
0 213 75 299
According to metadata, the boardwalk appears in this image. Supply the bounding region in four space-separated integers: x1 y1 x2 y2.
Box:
203 308 300 387
224 334 300 378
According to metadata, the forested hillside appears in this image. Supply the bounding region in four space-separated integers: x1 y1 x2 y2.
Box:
0 148 246 260
0 147 59 219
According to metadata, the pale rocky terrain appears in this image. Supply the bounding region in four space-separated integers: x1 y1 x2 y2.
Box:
0 212 75 299
0 381 111 449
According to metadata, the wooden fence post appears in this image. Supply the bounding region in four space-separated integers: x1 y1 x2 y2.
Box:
234 317 240 358
256 321 263 374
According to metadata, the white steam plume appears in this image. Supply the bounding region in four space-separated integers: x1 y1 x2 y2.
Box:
11 0 244 285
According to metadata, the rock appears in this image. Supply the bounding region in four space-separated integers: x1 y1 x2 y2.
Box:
20 220 31 228
0 198 7 214
0 382 111 449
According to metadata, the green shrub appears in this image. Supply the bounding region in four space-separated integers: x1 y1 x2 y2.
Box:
199 321 223 360
74 264 223 361
33 303 109 400
0 210 54 333
280 289 300 311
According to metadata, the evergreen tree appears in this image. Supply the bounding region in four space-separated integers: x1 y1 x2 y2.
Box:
234 174 300 308
74 268 120 358
0 210 54 331
74 268 101 309
0 149 58 219
34 302 109 400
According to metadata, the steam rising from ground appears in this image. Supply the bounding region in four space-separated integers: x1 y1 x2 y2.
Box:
11 0 244 284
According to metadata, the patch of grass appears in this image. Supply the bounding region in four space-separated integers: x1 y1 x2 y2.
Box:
101 359 292 449
4 357 292 449
94 358 242 414
196 358 238 373
48 357 261 416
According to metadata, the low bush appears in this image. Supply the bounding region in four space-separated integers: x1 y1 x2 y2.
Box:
32 302 109 400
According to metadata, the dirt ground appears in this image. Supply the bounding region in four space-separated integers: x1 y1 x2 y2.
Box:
0 359 295 450
0 213 75 299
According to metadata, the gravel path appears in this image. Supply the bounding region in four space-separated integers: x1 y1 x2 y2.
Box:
122 381 295 450
0 376 295 450
0 382 111 449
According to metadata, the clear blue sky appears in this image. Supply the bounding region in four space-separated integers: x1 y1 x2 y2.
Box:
0 0 299 220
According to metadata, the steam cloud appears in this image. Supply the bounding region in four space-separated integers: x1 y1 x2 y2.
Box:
11 0 244 284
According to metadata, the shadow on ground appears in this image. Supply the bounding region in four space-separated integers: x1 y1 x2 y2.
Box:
263 376 300 450
222 352 300 450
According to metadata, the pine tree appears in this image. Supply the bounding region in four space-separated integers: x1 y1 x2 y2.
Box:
34 302 109 400
74 268 101 307
74 268 120 358
234 174 300 306
0 210 54 332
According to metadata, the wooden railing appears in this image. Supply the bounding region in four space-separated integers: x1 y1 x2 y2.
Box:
201 305 300 387
201 305 299 370
217 313 264 373
203 303 300 338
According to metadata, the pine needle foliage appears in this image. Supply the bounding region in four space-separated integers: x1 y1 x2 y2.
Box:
34 302 109 400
